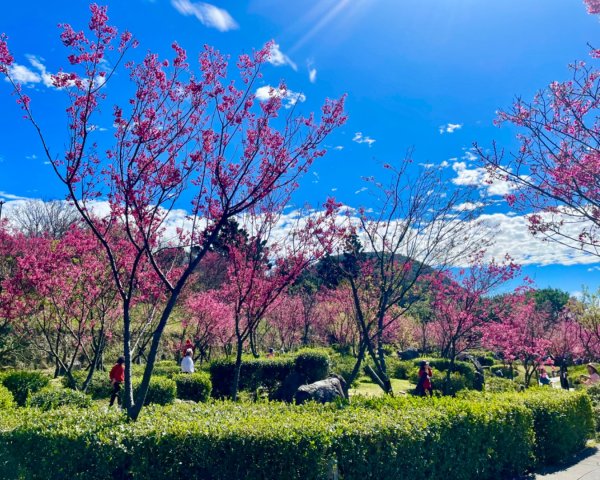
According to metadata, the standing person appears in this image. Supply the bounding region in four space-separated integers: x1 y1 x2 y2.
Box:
109 356 125 407
416 361 433 397
181 348 195 374
559 362 570 390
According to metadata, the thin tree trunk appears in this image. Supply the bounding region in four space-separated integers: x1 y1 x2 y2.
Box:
232 337 244 401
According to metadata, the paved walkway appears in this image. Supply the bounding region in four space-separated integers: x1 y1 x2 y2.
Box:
535 448 600 480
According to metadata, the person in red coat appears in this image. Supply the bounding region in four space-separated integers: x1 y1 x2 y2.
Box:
417 361 433 397
109 356 125 407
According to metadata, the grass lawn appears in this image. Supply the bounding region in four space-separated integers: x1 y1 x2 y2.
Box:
350 377 413 397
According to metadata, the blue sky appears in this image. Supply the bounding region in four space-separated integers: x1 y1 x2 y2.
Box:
1 0 599 295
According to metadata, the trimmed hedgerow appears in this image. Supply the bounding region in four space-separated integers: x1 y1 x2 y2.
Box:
27 387 93 411
174 373 212 402
484 376 521 393
0 389 591 480
0 384 14 410
1 371 50 406
210 350 329 399
133 376 177 406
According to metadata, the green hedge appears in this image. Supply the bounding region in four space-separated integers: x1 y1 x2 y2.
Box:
133 377 177 406
489 364 519 379
0 385 14 410
209 350 329 399
586 384 600 436
174 373 212 402
0 389 591 480
408 358 479 394
27 387 93 411
1 371 50 406
484 376 521 393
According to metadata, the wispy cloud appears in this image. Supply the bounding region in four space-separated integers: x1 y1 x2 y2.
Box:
451 161 518 196
439 123 463 134
354 187 368 194
333 146 344 151
171 0 238 32
267 44 297 70
352 132 376 147
255 85 306 109
0 191 28 201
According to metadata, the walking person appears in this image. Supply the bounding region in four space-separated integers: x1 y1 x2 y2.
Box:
109 356 125 407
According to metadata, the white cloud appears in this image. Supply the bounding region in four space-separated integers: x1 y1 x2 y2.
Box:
440 160 450 168
267 44 297 71
25 154 38 160
0 191 28 201
6 63 41 84
255 85 306 109
451 161 518 197
439 123 463 134
331 187 338 192
452 202 484 212
25 55 54 87
352 132 376 147
171 0 238 32
309 67 317 84
333 146 344 151
419 163 435 169
354 187 368 194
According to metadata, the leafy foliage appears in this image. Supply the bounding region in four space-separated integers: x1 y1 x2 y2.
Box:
174 373 212 402
133 377 176 406
1 371 49 406
27 387 92 411
0 384 14 410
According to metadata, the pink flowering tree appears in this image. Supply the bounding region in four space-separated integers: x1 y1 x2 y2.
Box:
0 6 345 418
180 289 234 362
476 2 600 258
263 293 305 352
314 285 360 352
429 253 521 383
482 293 552 386
566 288 600 359
1 227 121 388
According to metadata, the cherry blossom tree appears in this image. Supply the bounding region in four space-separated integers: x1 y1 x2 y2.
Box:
429 253 521 381
482 293 552 386
0 6 345 418
477 2 600 259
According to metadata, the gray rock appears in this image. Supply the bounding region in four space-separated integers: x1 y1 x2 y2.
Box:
397 348 419 361
294 375 347 405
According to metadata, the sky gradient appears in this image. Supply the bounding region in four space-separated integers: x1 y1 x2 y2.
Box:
1 0 599 295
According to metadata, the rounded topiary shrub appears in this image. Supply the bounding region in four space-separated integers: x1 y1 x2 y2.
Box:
294 350 329 384
27 387 93 411
2 371 50 406
133 376 177 405
485 376 521 393
151 361 182 378
174 373 212 402
0 384 14 409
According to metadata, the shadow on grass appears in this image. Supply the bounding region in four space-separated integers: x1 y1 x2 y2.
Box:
518 446 599 479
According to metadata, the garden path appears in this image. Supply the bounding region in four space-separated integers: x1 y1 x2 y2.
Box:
535 447 600 479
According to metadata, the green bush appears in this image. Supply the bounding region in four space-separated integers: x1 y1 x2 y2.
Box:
294 349 330 383
0 390 590 480
150 360 182 378
484 376 521 393
27 387 93 411
133 376 177 406
0 385 14 410
174 373 212 402
61 370 112 399
408 358 478 394
210 351 329 399
328 354 359 386
390 359 414 380
1 371 50 406
586 384 600 436
516 389 594 466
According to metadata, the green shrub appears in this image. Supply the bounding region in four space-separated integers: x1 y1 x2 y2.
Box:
174 373 212 402
133 376 177 406
586 384 600 436
150 360 182 378
62 369 112 399
408 358 478 394
0 385 14 410
294 349 329 383
27 387 93 411
390 359 414 380
484 376 521 393
210 351 329 399
328 354 359 386
1 371 50 406
515 389 594 466
0 390 589 480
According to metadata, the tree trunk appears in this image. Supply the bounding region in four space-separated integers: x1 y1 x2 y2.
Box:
346 340 367 386
232 338 244 401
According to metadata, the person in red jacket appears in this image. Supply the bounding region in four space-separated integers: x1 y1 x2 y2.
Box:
416 361 433 397
109 356 125 407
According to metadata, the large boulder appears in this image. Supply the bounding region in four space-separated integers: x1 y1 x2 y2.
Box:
294 375 347 405
397 348 419 361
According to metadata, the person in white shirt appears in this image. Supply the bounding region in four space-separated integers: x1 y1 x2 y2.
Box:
181 348 195 374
